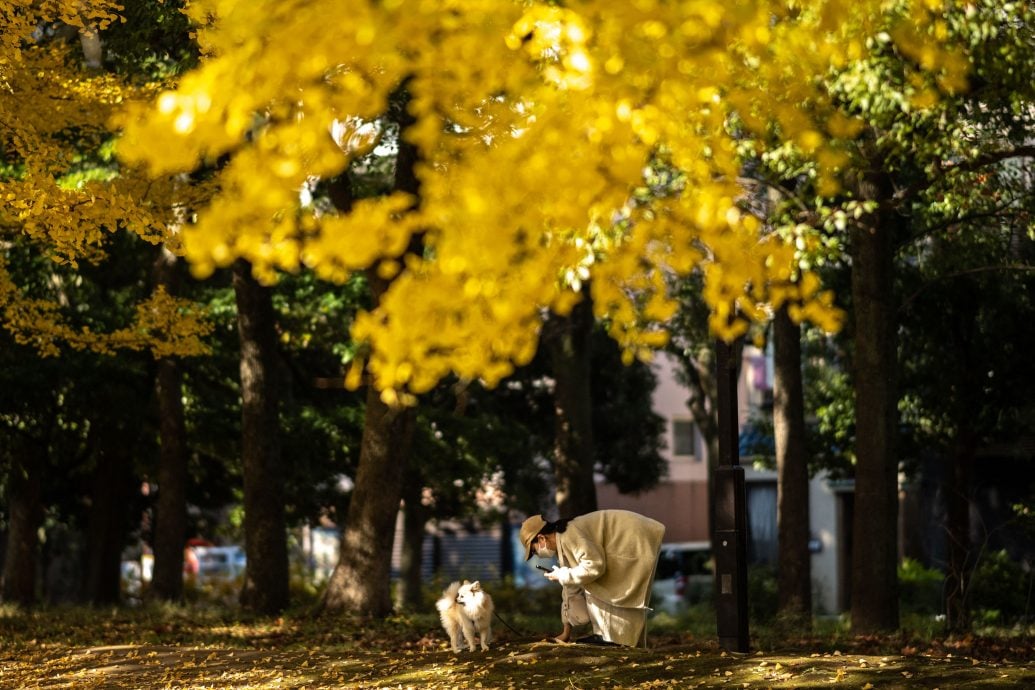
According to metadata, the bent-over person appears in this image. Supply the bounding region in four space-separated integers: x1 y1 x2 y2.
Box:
520 509 665 647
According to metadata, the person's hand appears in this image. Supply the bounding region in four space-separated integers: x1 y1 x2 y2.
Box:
543 565 561 582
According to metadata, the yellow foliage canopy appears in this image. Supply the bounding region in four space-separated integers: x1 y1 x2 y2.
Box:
118 0 964 400
1 4 212 359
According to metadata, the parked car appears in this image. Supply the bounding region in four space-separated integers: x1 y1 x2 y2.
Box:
651 541 713 613
192 545 246 582
120 559 143 600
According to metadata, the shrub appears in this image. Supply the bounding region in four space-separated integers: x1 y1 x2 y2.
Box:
747 564 778 624
969 549 1030 624
898 558 943 616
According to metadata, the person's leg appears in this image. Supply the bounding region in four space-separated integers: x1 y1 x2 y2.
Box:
555 586 590 642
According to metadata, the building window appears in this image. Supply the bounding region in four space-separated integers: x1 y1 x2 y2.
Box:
746 482 778 565
672 419 696 459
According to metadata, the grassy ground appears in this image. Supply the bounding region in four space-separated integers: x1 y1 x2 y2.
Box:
1 604 1032 689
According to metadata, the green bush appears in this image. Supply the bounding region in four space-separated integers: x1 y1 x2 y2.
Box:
898 558 943 616
969 549 1030 624
649 601 715 637
747 564 779 624
465 576 559 617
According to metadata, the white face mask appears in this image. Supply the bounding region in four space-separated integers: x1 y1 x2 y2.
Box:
535 542 556 559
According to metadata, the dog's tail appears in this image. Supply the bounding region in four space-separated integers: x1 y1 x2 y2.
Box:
435 581 461 613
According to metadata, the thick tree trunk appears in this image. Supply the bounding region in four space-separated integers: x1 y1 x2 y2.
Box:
849 170 901 633
395 471 429 611
545 288 597 519
150 357 188 601
318 85 420 616
944 426 976 631
773 306 812 623
2 444 44 607
85 447 134 605
319 387 415 615
150 249 188 602
233 261 289 615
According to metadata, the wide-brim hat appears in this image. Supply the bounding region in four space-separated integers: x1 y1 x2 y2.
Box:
519 514 547 561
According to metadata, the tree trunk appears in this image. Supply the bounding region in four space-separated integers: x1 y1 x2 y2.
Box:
318 85 420 616
545 287 597 519
85 446 134 605
773 305 812 623
78 24 103 70
944 426 976 631
150 249 188 602
2 443 44 607
233 261 289 615
849 170 901 633
319 387 415 615
395 471 429 611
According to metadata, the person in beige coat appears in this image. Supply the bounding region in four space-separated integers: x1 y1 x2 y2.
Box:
520 510 665 647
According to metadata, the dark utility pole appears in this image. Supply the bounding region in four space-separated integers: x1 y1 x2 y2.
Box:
714 337 750 652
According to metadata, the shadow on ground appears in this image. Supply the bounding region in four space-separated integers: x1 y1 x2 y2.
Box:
5 637 1034 688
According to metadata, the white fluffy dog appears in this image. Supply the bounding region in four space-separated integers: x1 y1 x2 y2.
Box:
435 580 494 652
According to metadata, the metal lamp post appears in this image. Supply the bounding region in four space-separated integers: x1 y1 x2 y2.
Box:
714 337 750 652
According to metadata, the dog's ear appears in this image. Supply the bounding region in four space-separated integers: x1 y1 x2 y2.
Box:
470 581 481 590
462 579 470 586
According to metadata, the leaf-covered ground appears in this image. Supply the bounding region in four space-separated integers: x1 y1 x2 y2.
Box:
1 607 1032 689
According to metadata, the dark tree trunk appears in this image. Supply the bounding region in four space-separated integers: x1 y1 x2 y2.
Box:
233 261 289 615
85 447 135 605
318 84 420 617
150 248 188 602
773 305 812 623
150 357 188 601
545 287 597 519
395 470 429 611
319 386 415 615
2 444 44 607
849 169 901 633
944 426 976 631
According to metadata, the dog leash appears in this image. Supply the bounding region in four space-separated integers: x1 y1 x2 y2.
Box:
492 609 524 636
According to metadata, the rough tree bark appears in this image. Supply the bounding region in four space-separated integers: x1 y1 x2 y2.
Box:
1 441 44 607
942 291 982 632
945 424 976 631
773 305 812 623
233 260 289 615
544 287 597 520
317 87 419 616
149 248 188 602
849 167 901 633
84 444 135 605
319 378 415 615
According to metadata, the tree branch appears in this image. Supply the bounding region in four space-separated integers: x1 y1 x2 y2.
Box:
903 203 1028 247
891 145 1035 207
900 264 1035 311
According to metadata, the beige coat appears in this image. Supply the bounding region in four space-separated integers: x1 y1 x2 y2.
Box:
552 509 666 609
